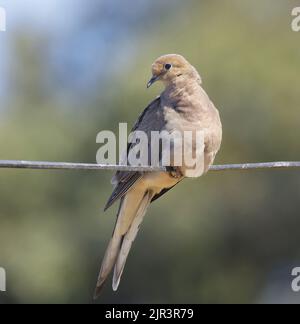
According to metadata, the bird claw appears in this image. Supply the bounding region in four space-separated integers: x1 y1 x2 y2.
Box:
166 166 183 179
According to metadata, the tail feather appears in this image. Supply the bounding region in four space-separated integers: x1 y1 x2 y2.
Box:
94 189 153 299
112 191 153 291
94 234 123 298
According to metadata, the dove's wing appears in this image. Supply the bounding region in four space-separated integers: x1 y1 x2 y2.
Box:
104 97 165 211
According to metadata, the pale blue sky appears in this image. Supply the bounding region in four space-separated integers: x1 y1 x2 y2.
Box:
0 0 81 99
0 0 179 103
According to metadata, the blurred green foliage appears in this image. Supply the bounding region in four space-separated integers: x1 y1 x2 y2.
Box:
0 0 300 303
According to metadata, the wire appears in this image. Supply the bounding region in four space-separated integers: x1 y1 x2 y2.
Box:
0 160 299 172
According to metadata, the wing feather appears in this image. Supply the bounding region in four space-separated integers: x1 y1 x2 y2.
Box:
104 97 163 211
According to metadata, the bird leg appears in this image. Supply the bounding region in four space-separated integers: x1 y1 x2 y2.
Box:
166 166 183 179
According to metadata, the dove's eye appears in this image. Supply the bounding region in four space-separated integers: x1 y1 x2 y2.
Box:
165 64 172 70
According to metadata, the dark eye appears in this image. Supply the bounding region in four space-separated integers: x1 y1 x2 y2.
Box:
165 63 172 70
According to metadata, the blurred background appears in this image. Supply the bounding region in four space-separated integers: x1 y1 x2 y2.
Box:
0 0 300 304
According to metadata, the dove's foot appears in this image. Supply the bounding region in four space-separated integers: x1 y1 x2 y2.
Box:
166 166 183 179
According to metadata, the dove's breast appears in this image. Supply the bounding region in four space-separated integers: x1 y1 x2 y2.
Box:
161 84 222 177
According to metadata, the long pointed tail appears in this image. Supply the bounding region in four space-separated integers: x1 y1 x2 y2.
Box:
112 190 153 291
94 190 153 298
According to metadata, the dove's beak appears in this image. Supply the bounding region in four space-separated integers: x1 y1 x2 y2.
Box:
147 75 159 88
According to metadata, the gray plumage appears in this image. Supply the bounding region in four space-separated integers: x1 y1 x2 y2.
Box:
94 54 222 298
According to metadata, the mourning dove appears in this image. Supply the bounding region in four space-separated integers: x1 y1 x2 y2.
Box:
94 54 222 298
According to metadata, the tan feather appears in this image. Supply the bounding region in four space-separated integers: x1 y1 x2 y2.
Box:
94 54 222 298
94 189 151 298
112 190 154 291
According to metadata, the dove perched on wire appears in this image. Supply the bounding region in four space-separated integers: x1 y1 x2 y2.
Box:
94 54 222 298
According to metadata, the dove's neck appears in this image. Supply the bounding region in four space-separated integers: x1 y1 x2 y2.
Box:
163 66 202 98
162 76 201 101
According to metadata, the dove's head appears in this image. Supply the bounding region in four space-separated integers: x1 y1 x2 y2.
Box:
147 54 200 88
